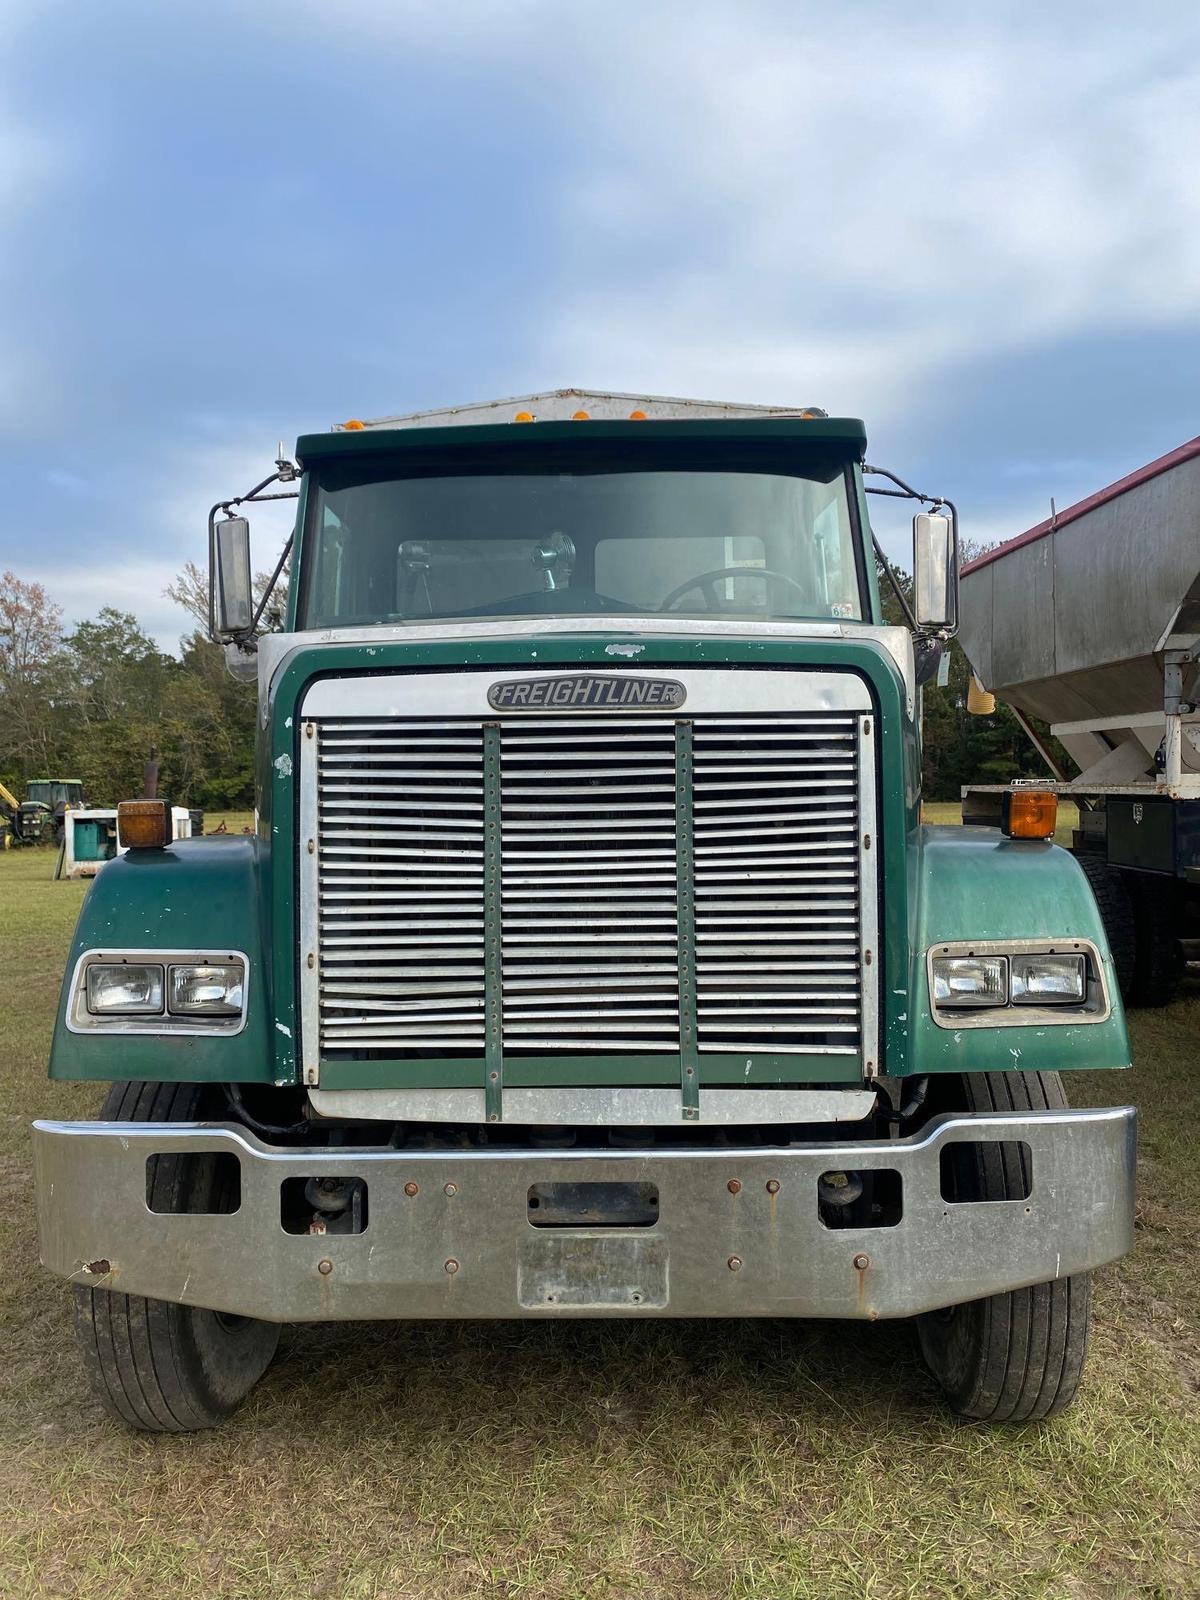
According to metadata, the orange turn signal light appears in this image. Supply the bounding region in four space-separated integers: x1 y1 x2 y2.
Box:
1001 789 1057 840
118 799 173 851
572 410 590 420
628 409 647 420
342 419 365 430
514 411 534 423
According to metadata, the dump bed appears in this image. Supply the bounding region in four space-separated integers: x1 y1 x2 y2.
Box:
333 388 827 430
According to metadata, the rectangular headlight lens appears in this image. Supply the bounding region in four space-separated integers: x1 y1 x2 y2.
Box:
1011 953 1086 1005
86 963 164 1015
168 962 244 1016
931 955 1008 1008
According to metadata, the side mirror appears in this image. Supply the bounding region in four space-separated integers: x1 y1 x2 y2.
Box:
912 511 955 629
211 516 253 640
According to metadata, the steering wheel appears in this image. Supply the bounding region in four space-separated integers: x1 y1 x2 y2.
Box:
659 565 810 614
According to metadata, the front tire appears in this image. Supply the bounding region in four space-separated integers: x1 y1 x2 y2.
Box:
917 1071 1092 1422
72 1081 279 1432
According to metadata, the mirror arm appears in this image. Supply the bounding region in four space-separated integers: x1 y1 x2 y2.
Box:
245 528 296 639
871 534 918 632
863 466 959 641
207 469 300 645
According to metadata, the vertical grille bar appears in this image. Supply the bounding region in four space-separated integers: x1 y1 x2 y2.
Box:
675 721 699 1120
483 722 504 1122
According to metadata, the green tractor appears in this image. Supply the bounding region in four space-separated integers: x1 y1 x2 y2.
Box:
0 778 85 847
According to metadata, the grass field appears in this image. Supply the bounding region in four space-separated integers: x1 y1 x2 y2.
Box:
1 836 1197 1599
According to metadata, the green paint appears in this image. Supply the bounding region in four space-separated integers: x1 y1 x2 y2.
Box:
49 839 279 1084
295 417 869 468
905 825 1131 1075
263 632 912 1090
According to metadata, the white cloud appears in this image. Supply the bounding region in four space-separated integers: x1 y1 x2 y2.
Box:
531 6 1200 425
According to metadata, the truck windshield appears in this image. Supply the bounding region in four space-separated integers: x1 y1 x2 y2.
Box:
300 457 864 628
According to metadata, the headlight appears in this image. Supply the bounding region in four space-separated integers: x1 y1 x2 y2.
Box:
1010 953 1086 1005
168 962 244 1016
931 955 1008 1008
86 963 164 1015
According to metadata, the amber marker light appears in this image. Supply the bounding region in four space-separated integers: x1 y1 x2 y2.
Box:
1001 789 1058 840
342 419 365 430
629 409 648 420
117 799 173 850
514 411 534 423
572 410 590 420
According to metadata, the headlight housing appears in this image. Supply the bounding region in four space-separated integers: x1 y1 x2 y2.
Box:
68 949 248 1034
86 963 164 1015
1010 953 1086 1005
927 940 1108 1027
169 963 244 1016
931 955 1008 1008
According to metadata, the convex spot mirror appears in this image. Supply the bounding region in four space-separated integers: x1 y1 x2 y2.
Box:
912 511 955 629
212 516 253 640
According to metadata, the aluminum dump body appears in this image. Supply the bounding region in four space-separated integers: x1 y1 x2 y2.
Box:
333 388 826 430
959 438 1200 784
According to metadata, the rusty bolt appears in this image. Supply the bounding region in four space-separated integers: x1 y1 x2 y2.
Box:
853 1253 870 1271
444 1182 458 1197
726 1178 742 1195
765 1179 780 1195
403 1181 419 1198
444 1258 460 1275
318 1258 333 1276
727 1255 742 1272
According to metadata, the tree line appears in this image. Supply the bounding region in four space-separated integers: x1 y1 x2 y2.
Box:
0 566 261 811
0 561 1059 812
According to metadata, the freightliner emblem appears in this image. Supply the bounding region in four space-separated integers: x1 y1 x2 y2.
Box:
487 674 687 711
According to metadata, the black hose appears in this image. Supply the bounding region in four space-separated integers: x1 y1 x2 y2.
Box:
899 1076 930 1122
223 1082 310 1139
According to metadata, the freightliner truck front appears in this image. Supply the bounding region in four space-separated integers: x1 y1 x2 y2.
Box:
33 390 1135 1430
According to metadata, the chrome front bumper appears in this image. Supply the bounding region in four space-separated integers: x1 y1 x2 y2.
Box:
33 1107 1136 1323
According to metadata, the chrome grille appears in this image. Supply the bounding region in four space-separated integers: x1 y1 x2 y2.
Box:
308 707 870 1063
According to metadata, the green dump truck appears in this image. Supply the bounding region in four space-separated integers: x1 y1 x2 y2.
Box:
33 390 1135 1431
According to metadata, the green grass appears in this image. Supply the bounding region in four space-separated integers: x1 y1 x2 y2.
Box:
0 844 1197 1599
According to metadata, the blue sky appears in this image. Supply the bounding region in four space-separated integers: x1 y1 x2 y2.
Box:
2 1 1198 648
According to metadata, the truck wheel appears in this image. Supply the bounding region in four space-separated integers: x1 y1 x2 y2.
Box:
72 1080 280 1431
917 1071 1091 1422
1075 855 1135 999
1125 875 1183 1008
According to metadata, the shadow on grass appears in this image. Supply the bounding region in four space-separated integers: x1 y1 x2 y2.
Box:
257 1312 938 1447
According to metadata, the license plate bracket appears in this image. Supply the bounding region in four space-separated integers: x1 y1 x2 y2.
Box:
517 1233 669 1310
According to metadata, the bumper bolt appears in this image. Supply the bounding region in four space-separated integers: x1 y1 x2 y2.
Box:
444 1182 458 1197
765 1179 780 1195
317 1258 333 1276
727 1255 742 1272
726 1179 742 1195
403 1181 419 1198
445 1258 460 1275
853 1253 870 1271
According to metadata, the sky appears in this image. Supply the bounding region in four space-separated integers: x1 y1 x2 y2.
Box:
2 0 1198 650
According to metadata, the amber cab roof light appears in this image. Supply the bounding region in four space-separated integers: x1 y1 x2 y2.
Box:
1001 788 1058 840
117 799 173 851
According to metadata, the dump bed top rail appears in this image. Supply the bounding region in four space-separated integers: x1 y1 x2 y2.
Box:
333 389 828 431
